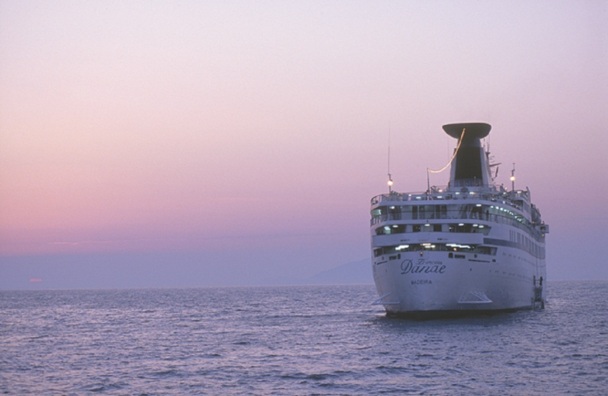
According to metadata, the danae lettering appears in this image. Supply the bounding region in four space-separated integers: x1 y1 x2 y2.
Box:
400 259 446 275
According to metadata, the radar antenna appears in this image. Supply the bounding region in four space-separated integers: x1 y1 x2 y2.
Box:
486 141 501 182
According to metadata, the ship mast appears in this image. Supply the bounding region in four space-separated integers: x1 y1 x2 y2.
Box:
511 163 516 191
387 129 394 193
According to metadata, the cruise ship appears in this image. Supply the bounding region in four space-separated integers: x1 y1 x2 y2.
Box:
370 123 548 316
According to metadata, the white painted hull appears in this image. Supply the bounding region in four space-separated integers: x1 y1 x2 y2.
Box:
372 248 545 315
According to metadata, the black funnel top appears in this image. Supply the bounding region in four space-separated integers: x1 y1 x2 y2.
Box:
443 123 491 144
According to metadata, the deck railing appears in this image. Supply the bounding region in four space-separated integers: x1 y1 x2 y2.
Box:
371 186 530 211
370 209 544 240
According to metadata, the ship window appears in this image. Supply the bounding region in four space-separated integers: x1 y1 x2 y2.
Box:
433 224 442 232
388 206 402 220
446 223 491 234
413 225 421 232
376 225 406 235
474 246 497 255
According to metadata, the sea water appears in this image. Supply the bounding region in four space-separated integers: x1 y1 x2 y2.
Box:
1 281 606 395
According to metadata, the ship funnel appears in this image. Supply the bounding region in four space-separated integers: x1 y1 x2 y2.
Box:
443 122 492 188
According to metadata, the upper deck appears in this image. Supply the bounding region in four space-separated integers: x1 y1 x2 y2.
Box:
370 122 548 237
372 184 532 213
370 184 547 240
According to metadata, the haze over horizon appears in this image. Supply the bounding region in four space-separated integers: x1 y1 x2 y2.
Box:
1 1 607 289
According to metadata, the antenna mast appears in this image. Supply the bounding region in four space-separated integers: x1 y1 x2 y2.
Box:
387 129 393 193
510 163 516 191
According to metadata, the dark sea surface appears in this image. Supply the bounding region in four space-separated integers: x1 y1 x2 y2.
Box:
1 281 606 395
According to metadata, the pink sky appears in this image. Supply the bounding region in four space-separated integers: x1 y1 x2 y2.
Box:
1 1 607 287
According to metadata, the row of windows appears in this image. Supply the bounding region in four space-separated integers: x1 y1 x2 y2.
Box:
510 230 544 258
371 203 544 240
375 223 491 236
373 243 497 257
372 204 521 222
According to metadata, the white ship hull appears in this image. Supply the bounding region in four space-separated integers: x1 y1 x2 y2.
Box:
372 249 545 315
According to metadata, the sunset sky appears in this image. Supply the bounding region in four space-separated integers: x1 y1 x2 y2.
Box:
1 1 606 288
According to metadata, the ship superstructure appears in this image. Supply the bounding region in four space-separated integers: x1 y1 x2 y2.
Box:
371 123 548 316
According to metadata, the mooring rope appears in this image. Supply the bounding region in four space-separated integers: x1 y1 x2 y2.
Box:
428 128 466 174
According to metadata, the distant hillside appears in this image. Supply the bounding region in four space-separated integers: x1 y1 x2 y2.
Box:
308 258 372 285
0 253 374 290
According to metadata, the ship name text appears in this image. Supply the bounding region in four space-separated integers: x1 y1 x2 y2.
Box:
400 259 446 275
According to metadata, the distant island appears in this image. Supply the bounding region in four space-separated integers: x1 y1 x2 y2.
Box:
307 258 372 285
